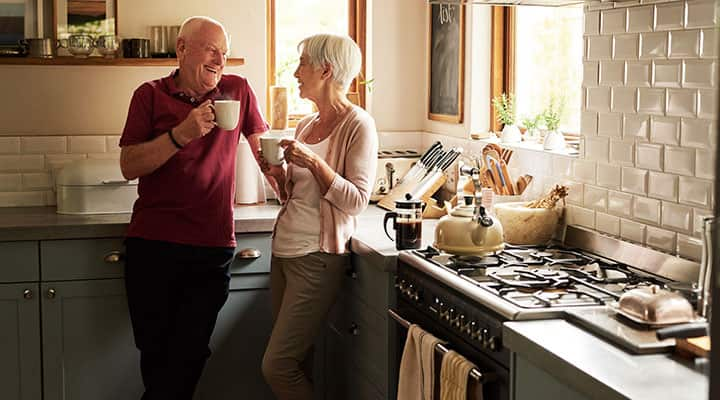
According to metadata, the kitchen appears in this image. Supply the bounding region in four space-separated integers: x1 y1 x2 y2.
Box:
0 0 716 399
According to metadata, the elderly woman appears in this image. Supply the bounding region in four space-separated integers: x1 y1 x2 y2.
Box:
260 33 377 400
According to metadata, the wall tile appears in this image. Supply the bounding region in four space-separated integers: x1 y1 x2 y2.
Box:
683 60 716 88
677 234 702 261
622 167 648 194
0 174 22 191
610 139 635 165
664 146 695 175
698 89 717 118
695 148 716 179
614 34 640 59
567 205 596 229
587 87 612 111
106 136 121 153
633 195 662 225
87 153 120 160
597 112 623 137
596 212 621 236
645 226 677 253
649 116 681 145
662 201 694 232
701 28 718 58
686 0 718 29
648 171 678 200
22 173 52 191
21 137 66 154
0 138 20 154
626 61 652 86
640 32 669 58
44 154 85 171
653 60 682 87
573 159 598 184
600 61 626 85
623 114 649 140
566 181 585 205
666 89 697 117
621 219 646 243
586 10 601 35
589 35 614 60
637 143 665 171
585 136 610 162
693 208 714 236
612 87 638 113
581 111 599 136
597 163 622 189
68 136 107 154
628 5 655 33
678 176 714 207
638 88 666 114
0 192 45 207
669 30 701 58
44 190 56 206
655 2 685 31
681 118 716 148
584 185 609 210
0 155 44 172
608 190 634 217
602 8 628 34
584 62 600 87
553 155 574 177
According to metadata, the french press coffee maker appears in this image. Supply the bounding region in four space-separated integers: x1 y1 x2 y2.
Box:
383 195 424 250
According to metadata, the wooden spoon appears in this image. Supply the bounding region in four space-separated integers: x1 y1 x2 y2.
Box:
516 176 528 194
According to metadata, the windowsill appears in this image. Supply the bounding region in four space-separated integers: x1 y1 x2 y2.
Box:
471 135 579 157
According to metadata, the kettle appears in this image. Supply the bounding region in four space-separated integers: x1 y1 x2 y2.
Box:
434 194 504 256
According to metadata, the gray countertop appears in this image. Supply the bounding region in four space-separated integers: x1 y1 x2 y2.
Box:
504 319 709 400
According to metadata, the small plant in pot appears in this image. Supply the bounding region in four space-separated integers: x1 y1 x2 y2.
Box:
541 97 566 151
492 93 521 143
521 114 542 143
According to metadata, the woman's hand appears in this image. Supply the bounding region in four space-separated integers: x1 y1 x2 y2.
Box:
280 139 318 170
258 150 286 178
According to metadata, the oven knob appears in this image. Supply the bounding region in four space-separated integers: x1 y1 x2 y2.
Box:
446 308 455 322
412 289 423 303
487 336 500 352
480 328 489 344
453 314 464 329
468 321 478 337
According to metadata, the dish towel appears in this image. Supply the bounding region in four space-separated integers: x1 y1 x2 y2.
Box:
440 350 479 400
397 324 444 400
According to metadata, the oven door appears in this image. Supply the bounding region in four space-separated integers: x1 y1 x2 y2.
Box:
389 302 509 400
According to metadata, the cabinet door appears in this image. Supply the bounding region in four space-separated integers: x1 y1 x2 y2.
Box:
321 326 385 400
194 275 274 400
0 283 41 400
41 279 143 400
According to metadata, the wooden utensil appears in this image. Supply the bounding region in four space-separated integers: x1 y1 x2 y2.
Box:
499 160 515 195
487 157 506 195
516 176 528 194
501 148 513 164
676 336 710 358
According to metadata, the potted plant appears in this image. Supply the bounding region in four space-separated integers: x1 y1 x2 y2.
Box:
492 93 521 143
542 97 566 151
521 114 542 143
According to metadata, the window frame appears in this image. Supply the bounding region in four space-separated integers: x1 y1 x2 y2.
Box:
266 0 367 127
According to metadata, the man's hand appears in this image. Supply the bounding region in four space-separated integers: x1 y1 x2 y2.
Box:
173 99 217 145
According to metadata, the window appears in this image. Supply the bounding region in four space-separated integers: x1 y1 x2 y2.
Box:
491 5 584 135
267 0 366 125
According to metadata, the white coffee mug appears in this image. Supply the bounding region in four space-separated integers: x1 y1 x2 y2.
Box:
214 100 240 130
260 131 291 165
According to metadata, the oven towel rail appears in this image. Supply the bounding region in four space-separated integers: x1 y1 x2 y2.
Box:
389 308 492 383
397 322 444 400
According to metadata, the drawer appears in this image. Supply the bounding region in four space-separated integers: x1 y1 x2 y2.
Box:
0 241 39 283
41 238 125 281
345 253 394 316
231 233 272 275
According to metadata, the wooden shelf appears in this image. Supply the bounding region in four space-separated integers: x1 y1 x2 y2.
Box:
0 57 244 66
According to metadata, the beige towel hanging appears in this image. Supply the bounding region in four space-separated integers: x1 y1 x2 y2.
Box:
440 350 479 400
397 324 444 400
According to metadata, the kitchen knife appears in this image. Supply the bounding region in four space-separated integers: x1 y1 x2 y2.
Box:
398 141 442 184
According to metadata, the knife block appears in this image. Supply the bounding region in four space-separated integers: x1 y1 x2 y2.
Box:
378 174 447 210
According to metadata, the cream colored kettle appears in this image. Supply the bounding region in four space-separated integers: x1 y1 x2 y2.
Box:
434 195 505 256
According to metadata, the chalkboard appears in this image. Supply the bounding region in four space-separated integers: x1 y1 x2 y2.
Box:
428 3 464 123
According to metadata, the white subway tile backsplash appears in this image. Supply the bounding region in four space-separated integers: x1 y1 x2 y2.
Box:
596 212 621 236
0 174 22 191
648 171 678 200
0 138 20 154
701 28 718 58
677 234 703 261
584 185 609 210
612 87 637 113
584 62 600 87
68 136 107 154
686 0 718 29
633 195 661 224
589 36 614 60
21 173 52 191
597 113 624 137
586 10 601 35
44 154 85 171
622 167 648 194
678 176 714 207
655 2 685 30
628 5 655 33
608 190 634 217
600 61 626 85
21 137 66 154
553 155 574 177
681 118 716 148
623 114 649 140
597 163 622 189
566 181 585 205
0 192 45 207
574 159 598 184
638 88 667 114
695 148 716 179
683 60 716 88
662 201 694 232
645 226 677 253
697 89 717 118
585 136 610 161
693 208 714 236
669 30 701 58
667 89 697 117
0 155 44 172
614 34 640 59
581 111 599 136
87 153 120 160
587 87 612 111
640 32 669 58
649 116 681 144
621 219 646 243
610 139 635 165
602 8 628 34
626 61 652 86
637 143 665 170
567 205 596 229
106 136 121 152
653 60 682 88
664 146 695 175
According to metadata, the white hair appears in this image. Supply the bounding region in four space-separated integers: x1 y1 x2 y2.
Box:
178 16 228 43
298 34 362 93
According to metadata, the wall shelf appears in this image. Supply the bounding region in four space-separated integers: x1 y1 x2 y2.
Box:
0 57 245 66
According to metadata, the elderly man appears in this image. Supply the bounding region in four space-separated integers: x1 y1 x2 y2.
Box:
119 16 268 400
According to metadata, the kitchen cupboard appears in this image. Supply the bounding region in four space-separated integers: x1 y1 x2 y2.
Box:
511 353 590 400
0 233 274 400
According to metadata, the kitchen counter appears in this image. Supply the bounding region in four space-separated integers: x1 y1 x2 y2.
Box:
503 319 709 400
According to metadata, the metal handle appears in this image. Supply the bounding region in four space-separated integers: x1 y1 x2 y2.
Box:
104 251 123 263
236 248 262 259
349 323 360 336
23 289 33 299
46 288 56 299
101 179 132 185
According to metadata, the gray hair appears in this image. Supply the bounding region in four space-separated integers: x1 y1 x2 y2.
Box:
178 16 228 44
298 34 362 93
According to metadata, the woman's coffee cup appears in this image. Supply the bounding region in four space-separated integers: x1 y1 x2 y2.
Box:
260 131 291 165
213 100 240 130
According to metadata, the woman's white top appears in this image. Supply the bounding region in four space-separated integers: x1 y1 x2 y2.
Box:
272 137 330 257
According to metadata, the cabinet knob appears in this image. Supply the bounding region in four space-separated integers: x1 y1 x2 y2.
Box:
103 251 124 263
46 288 56 299
23 289 33 299
349 323 360 336
236 248 262 259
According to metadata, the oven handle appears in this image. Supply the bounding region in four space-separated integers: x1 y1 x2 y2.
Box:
388 308 496 384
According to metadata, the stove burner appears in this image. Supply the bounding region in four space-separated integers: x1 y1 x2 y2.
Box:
414 246 440 259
